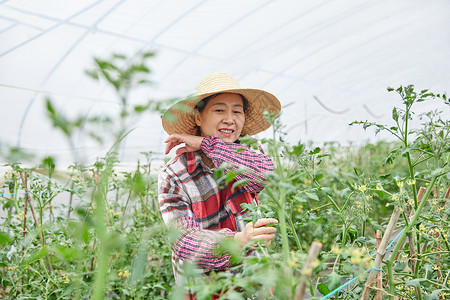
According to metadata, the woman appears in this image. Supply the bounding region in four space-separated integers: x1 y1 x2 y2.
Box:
158 73 281 297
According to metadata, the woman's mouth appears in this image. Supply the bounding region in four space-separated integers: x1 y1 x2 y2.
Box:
219 129 234 134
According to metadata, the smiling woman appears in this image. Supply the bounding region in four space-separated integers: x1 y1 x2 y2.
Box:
194 93 247 143
158 73 281 298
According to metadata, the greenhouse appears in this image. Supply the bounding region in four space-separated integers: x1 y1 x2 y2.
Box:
1 1 449 299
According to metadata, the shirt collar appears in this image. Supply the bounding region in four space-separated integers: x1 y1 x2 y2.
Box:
186 151 214 174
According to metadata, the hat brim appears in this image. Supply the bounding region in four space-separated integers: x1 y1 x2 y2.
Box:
162 88 281 136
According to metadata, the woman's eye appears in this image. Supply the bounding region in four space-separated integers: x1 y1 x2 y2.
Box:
233 111 243 114
215 109 224 113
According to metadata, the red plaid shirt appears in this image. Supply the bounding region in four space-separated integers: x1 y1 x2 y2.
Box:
158 135 273 286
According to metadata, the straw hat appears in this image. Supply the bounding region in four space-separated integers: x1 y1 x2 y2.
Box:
161 73 281 136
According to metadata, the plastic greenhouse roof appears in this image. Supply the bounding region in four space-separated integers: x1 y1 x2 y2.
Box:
0 0 449 166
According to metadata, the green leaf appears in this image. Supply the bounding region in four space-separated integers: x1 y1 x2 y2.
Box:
393 261 407 272
425 289 443 300
392 107 399 121
317 282 330 295
21 247 48 266
309 147 321 155
431 168 443 176
326 271 342 291
231 179 248 191
305 192 319 201
0 231 11 246
320 187 332 195
240 203 257 212
405 279 420 287
225 171 237 184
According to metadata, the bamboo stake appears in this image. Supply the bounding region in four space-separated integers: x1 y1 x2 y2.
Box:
67 181 74 219
406 187 425 276
19 172 53 273
376 230 383 300
295 241 322 300
361 207 402 300
435 231 442 279
22 177 28 251
20 171 28 294
434 186 449 281
442 187 450 221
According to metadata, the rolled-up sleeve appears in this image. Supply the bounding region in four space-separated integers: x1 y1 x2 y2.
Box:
200 135 273 193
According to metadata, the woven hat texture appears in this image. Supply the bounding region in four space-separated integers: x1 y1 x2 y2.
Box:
161 73 281 136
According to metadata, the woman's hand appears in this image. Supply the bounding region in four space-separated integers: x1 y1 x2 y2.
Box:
234 218 278 248
165 134 204 155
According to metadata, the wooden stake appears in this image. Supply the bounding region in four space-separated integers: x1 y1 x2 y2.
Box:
20 172 53 273
295 241 322 300
376 230 383 300
362 207 401 300
406 187 426 275
22 172 28 256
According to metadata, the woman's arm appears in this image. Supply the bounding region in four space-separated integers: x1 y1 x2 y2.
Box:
201 135 273 193
158 170 233 270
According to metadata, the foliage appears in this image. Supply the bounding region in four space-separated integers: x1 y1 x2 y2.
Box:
0 50 449 300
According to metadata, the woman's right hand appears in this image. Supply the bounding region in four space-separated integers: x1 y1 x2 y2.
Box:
164 133 204 155
234 218 278 248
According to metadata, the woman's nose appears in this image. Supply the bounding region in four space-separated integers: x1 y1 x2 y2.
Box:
223 111 235 124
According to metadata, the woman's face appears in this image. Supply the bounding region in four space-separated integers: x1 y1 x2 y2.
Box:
195 93 245 143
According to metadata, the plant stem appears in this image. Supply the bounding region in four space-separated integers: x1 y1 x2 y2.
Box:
278 189 290 266
387 176 437 300
285 211 302 250
92 152 116 300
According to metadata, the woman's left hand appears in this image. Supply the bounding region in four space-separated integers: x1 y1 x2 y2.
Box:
165 134 204 155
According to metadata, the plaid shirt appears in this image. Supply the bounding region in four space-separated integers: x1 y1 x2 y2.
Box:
158 135 273 286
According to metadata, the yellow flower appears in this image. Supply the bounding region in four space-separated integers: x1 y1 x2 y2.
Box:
440 188 443 193
366 195 373 200
358 185 366 192
350 248 361 256
89 206 93 210
113 212 122 216
295 205 303 213
7 266 14 271
303 179 312 185
426 182 429 186
123 270 131 278
392 195 399 201
350 257 361 264
407 199 414 206
419 224 426 231
396 181 404 188
376 184 383 190
406 179 416 186
302 267 312 277
356 201 361 209
309 258 320 269
62 275 70 284
109 210 113 213
118 271 123 277
331 245 341 254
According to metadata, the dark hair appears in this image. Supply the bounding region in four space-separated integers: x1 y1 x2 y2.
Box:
195 93 248 113
194 93 248 136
